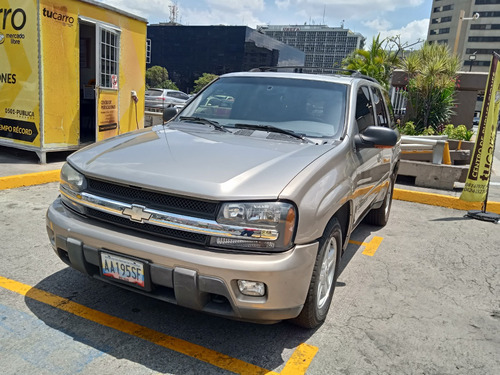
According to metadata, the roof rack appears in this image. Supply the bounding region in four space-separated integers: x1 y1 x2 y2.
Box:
249 66 380 84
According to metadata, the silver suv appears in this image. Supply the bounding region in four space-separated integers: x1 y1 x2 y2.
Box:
47 70 400 328
145 88 190 110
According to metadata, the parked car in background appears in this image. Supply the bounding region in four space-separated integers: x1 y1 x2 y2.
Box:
145 88 190 110
472 112 480 126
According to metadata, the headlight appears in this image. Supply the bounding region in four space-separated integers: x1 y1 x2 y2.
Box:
210 202 297 251
60 163 86 192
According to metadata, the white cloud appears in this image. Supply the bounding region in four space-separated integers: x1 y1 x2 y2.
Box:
275 0 291 9
177 0 266 26
363 18 392 31
379 19 429 46
95 0 431 48
283 0 426 20
181 8 264 27
98 0 173 22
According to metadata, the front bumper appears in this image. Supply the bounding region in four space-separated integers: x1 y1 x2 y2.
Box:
46 197 318 323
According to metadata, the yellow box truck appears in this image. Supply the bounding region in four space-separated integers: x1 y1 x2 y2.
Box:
0 0 147 163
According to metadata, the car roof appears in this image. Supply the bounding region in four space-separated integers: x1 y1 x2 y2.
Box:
220 71 373 86
146 88 187 94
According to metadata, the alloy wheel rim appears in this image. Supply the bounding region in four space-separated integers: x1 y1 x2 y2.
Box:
317 236 337 309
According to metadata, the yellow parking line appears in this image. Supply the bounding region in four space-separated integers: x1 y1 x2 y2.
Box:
0 275 317 374
349 236 384 257
280 343 318 375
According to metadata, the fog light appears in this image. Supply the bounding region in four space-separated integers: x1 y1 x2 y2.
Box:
237 280 266 296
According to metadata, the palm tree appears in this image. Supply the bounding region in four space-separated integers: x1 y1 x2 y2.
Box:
399 43 460 131
342 35 400 91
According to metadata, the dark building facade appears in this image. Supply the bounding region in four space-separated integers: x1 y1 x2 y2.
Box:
147 25 305 93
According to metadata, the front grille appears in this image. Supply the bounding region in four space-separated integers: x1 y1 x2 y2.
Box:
86 207 208 245
87 178 218 219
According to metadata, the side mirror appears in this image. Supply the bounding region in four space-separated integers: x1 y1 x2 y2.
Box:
163 107 178 122
355 126 398 149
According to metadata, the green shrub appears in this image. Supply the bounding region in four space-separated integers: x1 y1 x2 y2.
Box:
452 125 474 141
442 124 455 138
398 121 417 135
398 122 474 140
422 127 436 136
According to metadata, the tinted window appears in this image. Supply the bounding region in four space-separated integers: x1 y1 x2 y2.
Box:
145 90 163 96
167 91 189 100
355 86 375 133
371 87 389 127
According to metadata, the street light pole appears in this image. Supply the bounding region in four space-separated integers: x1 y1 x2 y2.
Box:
469 52 477 71
453 11 480 56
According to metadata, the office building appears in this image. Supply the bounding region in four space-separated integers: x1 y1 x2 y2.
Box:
147 25 305 93
258 24 365 70
427 0 500 72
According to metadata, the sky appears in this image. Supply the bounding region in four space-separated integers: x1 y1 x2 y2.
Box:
98 0 433 49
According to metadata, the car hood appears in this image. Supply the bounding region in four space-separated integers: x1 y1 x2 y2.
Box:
68 124 337 200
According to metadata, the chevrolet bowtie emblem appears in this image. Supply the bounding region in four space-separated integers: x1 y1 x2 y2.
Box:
122 204 152 223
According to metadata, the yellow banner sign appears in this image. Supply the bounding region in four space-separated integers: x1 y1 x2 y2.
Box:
0 0 40 146
460 53 500 202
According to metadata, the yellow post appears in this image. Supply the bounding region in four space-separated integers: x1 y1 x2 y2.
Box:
443 141 452 165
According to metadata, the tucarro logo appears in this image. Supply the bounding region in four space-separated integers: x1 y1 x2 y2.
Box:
0 33 4 44
42 7 74 26
0 8 27 31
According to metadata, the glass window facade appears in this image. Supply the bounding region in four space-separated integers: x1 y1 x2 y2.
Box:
259 25 364 69
146 25 305 93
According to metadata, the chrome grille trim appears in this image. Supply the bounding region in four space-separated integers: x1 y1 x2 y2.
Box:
60 187 279 241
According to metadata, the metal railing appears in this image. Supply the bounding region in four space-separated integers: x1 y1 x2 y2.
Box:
401 135 451 165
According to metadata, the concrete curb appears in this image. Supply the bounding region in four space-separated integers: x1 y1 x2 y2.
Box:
394 188 500 215
1 169 499 215
0 170 60 190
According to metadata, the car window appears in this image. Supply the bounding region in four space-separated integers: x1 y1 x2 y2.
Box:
371 87 389 127
167 92 189 100
355 86 375 133
146 89 163 96
179 76 347 139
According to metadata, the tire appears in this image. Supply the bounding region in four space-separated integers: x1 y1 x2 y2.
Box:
364 176 395 227
291 218 342 329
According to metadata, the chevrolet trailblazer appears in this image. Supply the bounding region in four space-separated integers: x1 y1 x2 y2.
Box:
46 70 400 328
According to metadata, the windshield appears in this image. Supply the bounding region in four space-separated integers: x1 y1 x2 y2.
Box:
179 76 347 139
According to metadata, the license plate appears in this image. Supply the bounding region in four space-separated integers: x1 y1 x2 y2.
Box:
100 252 145 288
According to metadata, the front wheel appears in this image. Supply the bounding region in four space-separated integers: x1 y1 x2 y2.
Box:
291 218 342 329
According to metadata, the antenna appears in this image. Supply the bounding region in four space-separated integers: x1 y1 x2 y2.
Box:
322 5 326 25
168 2 178 24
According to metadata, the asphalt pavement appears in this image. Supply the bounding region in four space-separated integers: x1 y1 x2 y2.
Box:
1 141 499 374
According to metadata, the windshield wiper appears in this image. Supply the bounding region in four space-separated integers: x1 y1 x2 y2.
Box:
178 116 229 132
234 123 315 143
